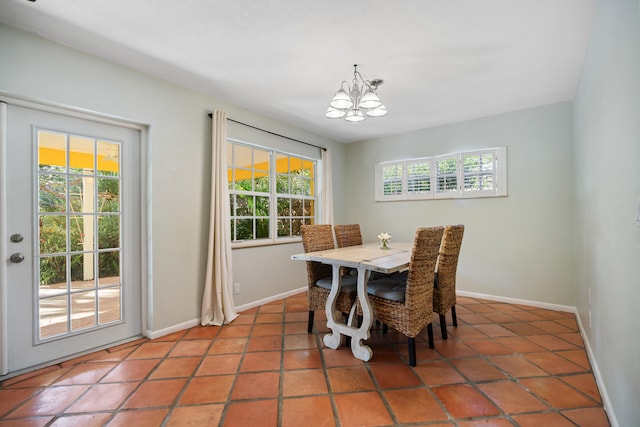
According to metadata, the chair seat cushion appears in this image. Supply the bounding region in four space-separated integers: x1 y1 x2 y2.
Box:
386 270 440 287
366 279 406 302
315 275 357 294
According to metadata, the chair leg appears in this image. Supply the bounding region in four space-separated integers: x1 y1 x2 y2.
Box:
451 305 458 327
382 323 388 334
307 311 314 333
427 323 434 349
439 314 448 340
408 337 417 366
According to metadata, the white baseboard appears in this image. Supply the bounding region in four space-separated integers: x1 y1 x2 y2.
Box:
456 290 576 313
234 286 307 313
573 308 619 427
145 287 307 340
145 318 200 340
458 289 617 426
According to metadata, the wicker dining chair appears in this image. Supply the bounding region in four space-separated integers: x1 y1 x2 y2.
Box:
300 224 357 334
334 224 363 279
334 224 363 248
433 224 465 340
366 226 444 366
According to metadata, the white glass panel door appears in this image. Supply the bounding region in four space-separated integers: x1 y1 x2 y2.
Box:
2 103 142 374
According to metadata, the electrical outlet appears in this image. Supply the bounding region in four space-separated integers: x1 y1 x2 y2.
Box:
233 283 240 295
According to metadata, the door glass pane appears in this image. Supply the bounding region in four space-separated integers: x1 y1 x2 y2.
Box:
38 173 66 212
69 136 95 174
97 140 120 176
69 176 95 214
36 129 123 342
98 251 120 287
98 178 120 212
39 215 66 254
40 295 69 339
70 215 95 252
70 253 95 291
99 287 121 324
98 215 120 249
39 256 67 295
38 131 66 172
71 290 97 331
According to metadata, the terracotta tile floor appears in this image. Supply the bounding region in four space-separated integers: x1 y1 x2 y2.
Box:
0 293 611 426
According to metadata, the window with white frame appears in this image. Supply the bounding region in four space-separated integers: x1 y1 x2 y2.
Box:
227 140 317 245
376 147 507 201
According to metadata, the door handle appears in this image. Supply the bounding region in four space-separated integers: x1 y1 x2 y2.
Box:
10 234 24 243
10 253 25 263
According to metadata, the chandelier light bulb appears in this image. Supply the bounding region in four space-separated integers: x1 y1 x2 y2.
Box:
366 104 388 117
329 86 353 110
359 88 382 109
344 109 365 122
325 106 347 119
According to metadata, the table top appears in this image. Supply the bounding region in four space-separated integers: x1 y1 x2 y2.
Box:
291 242 412 274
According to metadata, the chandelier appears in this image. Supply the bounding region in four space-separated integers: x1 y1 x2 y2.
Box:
325 64 388 122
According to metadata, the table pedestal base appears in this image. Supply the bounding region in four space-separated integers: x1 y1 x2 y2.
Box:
324 266 373 362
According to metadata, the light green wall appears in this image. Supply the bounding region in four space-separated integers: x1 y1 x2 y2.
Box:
0 23 344 331
342 102 577 306
573 0 640 425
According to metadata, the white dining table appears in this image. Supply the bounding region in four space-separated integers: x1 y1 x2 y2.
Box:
291 242 412 362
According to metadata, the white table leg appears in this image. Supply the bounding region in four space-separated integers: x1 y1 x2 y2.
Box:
323 265 344 350
322 266 374 362
350 267 373 362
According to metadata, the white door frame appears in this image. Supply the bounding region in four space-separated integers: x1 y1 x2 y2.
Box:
0 94 150 376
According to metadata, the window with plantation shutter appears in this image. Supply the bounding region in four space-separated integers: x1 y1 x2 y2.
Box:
375 147 507 201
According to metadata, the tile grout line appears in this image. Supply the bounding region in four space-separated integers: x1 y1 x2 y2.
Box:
159 325 223 426
216 307 259 426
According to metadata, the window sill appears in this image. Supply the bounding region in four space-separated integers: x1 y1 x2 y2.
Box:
231 237 302 250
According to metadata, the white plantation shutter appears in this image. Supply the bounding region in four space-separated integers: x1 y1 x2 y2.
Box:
434 154 459 198
406 159 432 198
462 150 496 196
375 147 507 201
376 161 404 201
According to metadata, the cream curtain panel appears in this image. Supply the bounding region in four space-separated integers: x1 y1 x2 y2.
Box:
201 110 238 326
321 148 334 224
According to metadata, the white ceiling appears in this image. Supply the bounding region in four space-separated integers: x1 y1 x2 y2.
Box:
0 0 596 143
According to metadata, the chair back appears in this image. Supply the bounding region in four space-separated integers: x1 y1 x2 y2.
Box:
405 226 444 306
436 225 465 290
334 224 363 248
300 224 334 286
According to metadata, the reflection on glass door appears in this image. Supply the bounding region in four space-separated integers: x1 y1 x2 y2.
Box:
37 130 122 341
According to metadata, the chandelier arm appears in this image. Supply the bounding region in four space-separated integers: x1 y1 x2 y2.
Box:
353 64 376 89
